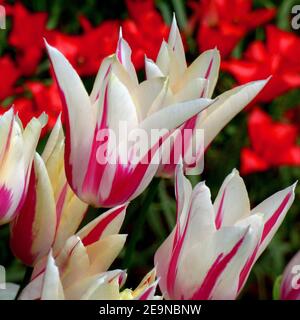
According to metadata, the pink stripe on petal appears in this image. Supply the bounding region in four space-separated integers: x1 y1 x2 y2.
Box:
204 55 214 80
49 69 74 193
0 185 13 219
238 192 293 292
167 205 193 296
116 39 123 64
100 132 170 207
81 204 126 246
238 244 259 292
189 232 246 300
82 84 110 197
198 54 214 98
261 192 292 242
161 115 198 176
138 284 157 300
55 182 68 229
215 190 226 230
10 169 38 266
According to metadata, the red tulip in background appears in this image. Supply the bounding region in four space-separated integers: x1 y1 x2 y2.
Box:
240 107 300 175
122 0 169 69
222 26 300 102
48 18 119 76
286 106 300 133
8 3 49 76
189 0 275 58
12 82 62 136
0 56 19 101
49 0 169 74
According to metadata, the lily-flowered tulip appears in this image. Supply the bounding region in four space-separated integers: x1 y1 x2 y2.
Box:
46 30 215 207
18 202 152 300
0 109 45 225
10 117 88 265
280 251 300 300
20 251 158 300
145 16 269 176
155 164 296 299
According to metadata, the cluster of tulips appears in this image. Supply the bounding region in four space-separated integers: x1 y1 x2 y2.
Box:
0 17 298 300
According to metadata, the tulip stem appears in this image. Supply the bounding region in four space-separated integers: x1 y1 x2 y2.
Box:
15 266 33 300
123 178 160 269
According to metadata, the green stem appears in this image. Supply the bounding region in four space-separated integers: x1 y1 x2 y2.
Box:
122 178 160 269
15 266 33 300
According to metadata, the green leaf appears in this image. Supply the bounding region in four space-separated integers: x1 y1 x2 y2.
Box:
273 275 283 300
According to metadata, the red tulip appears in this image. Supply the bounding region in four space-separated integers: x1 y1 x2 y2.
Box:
189 0 275 58
13 81 62 136
123 0 169 69
285 106 300 133
0 56 20 102
48 19 119 76
8 3 49 76
222 26 300 102
240 107 300 175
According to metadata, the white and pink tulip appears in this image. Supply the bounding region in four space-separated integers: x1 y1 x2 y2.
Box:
155 164 296 299
18 201 150 300
145 16 269 177
20 250 158 300
45 31 215 207
10 117 88 266
0 109 45 225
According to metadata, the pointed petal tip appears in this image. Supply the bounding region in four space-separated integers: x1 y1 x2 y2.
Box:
196 180 209 191
38 112 48 128
231 168 240 176
254 76 272 88
171 12 177 25
119 26 123 39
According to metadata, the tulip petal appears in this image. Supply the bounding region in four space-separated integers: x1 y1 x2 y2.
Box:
177 49 220 98
237 183 296 293
175 226 253 300
10 154 57 266
213 169 250 229
135 280 159 300
45 41 96 192
139 98 215 134
251 182 297 257
134 77 167 120
86 234 127 275
145 57 164 79
77 204 127 246
41 252 65 300
116 34 138 85
197 79 269 151
167 15 187 79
